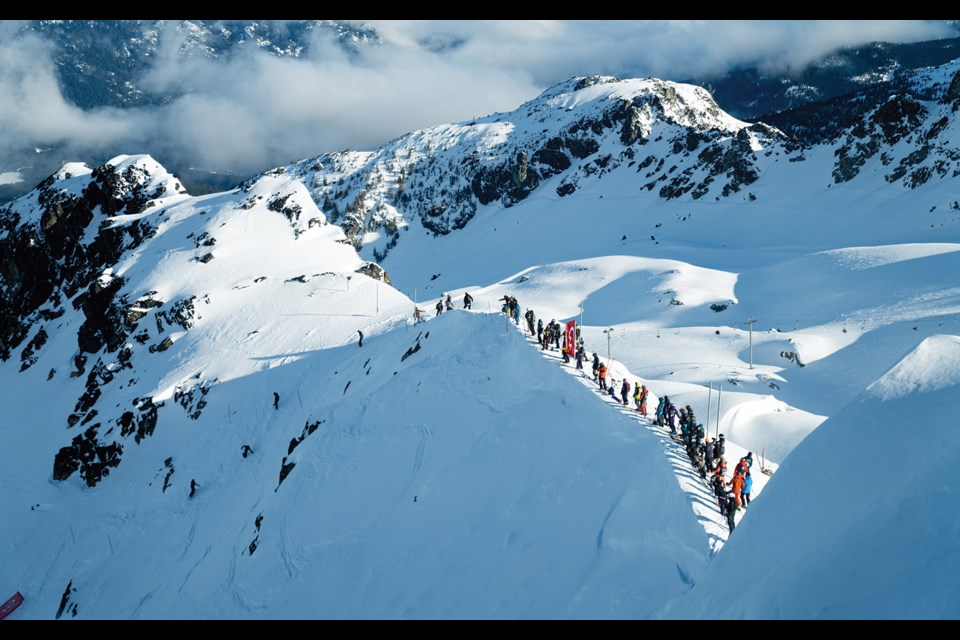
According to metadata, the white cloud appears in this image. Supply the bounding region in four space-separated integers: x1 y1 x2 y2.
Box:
0 20 954 179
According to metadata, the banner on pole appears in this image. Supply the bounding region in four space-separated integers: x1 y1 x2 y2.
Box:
565 321 577 357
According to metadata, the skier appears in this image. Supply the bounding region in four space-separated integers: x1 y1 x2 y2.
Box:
621 379 631 406
598 363 608 390
704 437 715 471
189 479 199 498
715 433 726 459
357 330 363 348
241 444 254 459
414 307 425 323
743 451 754 470
463 292 473 309
537 319 544 342
552 322 561 349
273 392 279 410
742 471 753 507
639 385 649 416
592 353 600 380
435 299 444 316
715 481 730 519
656 396 667 426
445 294 454 311
726 492 737 531
728 471 745 510
575 346 585 372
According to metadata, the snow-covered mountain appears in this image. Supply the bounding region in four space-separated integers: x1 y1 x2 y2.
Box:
704 34 960 120
3 59 960 619
25 20 375 110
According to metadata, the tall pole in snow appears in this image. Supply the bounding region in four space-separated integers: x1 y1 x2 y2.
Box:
745 318 756 370
603 328 614 365
716 385 722 440
706 383 713 434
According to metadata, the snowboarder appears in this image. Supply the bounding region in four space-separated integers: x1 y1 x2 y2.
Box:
598 363 608 390
621 379 630 406
742 471 753 507
592 353 600 381
357 330 363 348
436 299 444 316
463 292 473 309
241 444 254 459
273 392 279 410
189 479 199 498
639 385 649 415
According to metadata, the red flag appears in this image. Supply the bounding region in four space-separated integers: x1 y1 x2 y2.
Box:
565 321 577 357
0 592 24 620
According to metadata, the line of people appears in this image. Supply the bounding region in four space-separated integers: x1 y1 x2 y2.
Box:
652 396 754 531
495 296 756 535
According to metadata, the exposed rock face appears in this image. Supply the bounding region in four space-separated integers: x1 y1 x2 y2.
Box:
268 76 788 255
0 156 193 487
355 261 392 285
0 159 165 361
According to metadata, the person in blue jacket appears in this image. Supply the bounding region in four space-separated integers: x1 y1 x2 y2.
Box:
742 471 753 507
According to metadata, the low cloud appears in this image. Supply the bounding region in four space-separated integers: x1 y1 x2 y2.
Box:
0 20 953 180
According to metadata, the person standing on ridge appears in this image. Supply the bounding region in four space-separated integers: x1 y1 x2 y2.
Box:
592 352 600 381
621 379 631 406
639 385 649 415
463 292 473 309
742 471 753 508
598 363 608 390
436 299 444 316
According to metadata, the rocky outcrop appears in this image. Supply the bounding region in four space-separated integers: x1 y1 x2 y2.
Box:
0 159 166 361
355 261 391 285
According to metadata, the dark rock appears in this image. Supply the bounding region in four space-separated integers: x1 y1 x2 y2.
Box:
355 261 392 285
154 337 174 352
199 253 215 263
278 457 296 488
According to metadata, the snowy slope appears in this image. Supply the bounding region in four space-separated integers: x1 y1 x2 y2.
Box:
1 313 709 619
665 334 960 619
4 58 960 619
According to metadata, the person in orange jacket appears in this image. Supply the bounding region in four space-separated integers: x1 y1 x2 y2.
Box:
598 363 607 390
728 472 745 510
